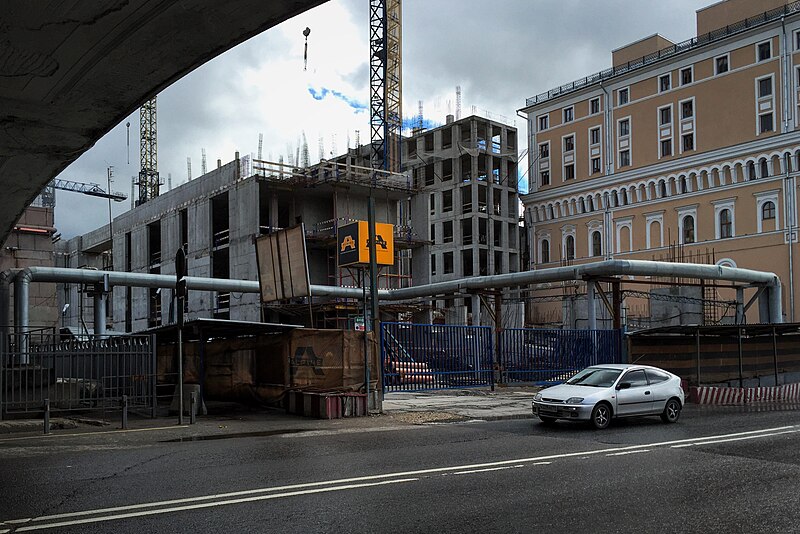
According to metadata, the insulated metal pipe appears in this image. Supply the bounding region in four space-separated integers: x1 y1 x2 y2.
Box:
93 291 106 337
0 270 13 335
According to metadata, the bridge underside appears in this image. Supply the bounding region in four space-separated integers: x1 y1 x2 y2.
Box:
0 0 326 244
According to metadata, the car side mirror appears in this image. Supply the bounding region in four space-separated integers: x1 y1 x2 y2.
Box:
616 382 631 390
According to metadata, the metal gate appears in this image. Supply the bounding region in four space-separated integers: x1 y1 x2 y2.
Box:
381 323 622 392
0 330 156 419
381 323 494 392
500 328 622 385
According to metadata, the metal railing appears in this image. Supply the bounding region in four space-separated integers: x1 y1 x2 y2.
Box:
0 330 156 419
526 1 800 107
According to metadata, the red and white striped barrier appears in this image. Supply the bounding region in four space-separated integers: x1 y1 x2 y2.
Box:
691 383 800 405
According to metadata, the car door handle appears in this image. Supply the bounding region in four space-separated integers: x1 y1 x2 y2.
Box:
645 391 650 395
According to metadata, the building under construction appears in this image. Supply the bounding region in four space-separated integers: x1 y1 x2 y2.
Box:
56 114 520 333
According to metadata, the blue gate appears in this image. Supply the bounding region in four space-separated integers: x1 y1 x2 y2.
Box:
381 323 623 392
500 329 622 385
381 323 494 392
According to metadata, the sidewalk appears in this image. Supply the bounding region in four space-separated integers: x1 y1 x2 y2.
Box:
0 387 540 440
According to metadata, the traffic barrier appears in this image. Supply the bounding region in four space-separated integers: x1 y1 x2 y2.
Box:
690 383 800 405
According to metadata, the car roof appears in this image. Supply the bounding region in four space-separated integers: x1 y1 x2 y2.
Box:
587 363 663 371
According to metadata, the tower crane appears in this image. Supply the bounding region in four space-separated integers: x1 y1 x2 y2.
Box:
41 179 128 207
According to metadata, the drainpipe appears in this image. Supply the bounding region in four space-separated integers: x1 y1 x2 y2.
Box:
781 16 791 133
600 81 613 176
785 153 795 322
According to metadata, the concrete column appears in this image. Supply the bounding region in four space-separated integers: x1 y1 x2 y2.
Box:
471 293 481 326
93 291 106 336
735 287 744 324
587 281 596 330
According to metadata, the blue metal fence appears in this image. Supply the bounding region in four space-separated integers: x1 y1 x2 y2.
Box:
381 323 623 392
381 323 494 392
500 329 622 385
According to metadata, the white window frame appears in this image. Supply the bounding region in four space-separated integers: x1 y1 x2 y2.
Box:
561 225 576 261
756 38 772 63
563 134 575 153
587 220 604 257
754 190 781 233
659 104 673 126
615 217 634 253
563 106 574 124
616 115 631 169
659 138 673 159
795 29 800 51
659 73 671 93
538 141 550 160
676 205 698 245
755 73 776 136
590 97 601 115
537 233 552 264
538 114 549 131
713 199 736 240
680 65 694 86
618 87 630 106
714 53 730 76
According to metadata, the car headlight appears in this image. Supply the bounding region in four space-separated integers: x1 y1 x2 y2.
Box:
534 393 543 401
565 397 584 404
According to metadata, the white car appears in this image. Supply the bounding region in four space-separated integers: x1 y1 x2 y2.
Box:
531 364 685 429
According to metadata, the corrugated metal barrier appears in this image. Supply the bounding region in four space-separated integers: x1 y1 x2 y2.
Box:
381 323 622 392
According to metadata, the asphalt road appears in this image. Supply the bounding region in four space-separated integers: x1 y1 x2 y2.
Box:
1 404 799 533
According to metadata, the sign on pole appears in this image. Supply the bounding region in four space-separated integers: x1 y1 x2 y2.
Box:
337 220 394 267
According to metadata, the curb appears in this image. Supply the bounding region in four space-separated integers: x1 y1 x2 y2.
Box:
690 383 800 405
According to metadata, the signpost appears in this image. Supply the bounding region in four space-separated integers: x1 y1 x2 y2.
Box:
175 248 187 425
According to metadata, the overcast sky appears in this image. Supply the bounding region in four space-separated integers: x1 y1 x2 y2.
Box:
54 0 710 239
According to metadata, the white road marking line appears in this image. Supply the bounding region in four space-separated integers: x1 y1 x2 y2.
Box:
453 465 526 475
606 449 650 456
2 424 796 528
1 479 419 532
0 425 189 443
671 429 800 448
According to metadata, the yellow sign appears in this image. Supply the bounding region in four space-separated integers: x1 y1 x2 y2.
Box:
337 221 394 267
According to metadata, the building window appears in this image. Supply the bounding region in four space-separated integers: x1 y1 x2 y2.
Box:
538 114 549 131
762 201 776 220
683 215 695 244
757 40 772 62
540 239 550 264
619 119 630 137
430 223 435 241
431 254 437 276
719 209 733 238
591 157 601 174
680 67 693 85
619 150 630 167
659 74 671 92
590 98 600 114
442 189 452 212
795 29 800 51
429 193 435 214
748 161 757 180
681 100 693 119
759 113 774 134
443 221 453 243
590 127 600 145
564 164 575 180
680 177 688 193
591 231 602 257
540 170 550 186
758 77 773 98
660 107 671 125
682 133 694 151
661 139 672 157
618 88 629 106
715 54 729 75
563 106 574 123
565 235 575 260
539 142 549 158
443 251 453 274
564 136 574 152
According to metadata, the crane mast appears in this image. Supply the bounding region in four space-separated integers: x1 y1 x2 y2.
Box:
136 96 161 205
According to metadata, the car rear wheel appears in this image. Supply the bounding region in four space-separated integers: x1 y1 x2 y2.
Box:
539 416 557 425
591 403 611 430
661 398 681 423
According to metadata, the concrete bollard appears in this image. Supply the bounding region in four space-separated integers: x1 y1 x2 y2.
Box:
43 398 50 435
121 395 129 430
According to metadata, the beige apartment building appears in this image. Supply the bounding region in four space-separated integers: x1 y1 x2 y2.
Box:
521 0 800 327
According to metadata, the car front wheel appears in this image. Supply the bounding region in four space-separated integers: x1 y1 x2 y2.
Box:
591 403 611 430
661 398 681 423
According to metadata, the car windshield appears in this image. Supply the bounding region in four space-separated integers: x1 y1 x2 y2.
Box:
565 367 623 387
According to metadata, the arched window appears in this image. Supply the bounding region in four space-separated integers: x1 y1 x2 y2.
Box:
682 215 695 244
621 189 628 205
719 209 733 238
588 197 594 212
762 201 776 220
540 239 550 264
565 235 575 261
591 231 602 257
680 177 688 193
760 159 769 178
659 181 667 197
748 161 757 180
